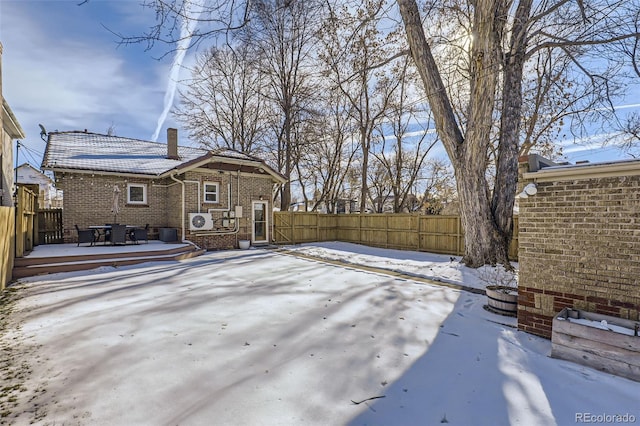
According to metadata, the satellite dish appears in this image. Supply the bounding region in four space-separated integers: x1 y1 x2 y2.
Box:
39 124 48 141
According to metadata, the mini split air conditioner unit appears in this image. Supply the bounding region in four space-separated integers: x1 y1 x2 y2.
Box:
189 212 214 231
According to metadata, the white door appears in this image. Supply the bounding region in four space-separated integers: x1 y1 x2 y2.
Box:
252 201 269 244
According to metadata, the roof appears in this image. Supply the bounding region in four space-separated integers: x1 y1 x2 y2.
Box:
16 163 54 185
523 156 640 182
42 131 286 182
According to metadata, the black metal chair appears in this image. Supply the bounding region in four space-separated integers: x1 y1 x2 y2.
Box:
130 224 149 244
75 225 95 247
110 224 127 245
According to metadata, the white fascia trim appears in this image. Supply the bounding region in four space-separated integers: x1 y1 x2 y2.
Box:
524 161 640 182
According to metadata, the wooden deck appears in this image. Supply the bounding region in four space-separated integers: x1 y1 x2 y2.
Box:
12 241 205 279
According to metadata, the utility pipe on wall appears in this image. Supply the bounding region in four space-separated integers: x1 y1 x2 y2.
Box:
170 174 186 241
188 170 241 236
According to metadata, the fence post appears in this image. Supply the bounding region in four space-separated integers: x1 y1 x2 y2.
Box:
291 212 296 245
456 216 463 256
416 215 421 252
385 214 389 248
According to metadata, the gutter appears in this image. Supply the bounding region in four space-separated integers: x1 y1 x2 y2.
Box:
44 167 162 180
523 160 640 182
165 154 287 183
2 99 26 139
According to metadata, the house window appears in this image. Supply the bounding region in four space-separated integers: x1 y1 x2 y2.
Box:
127 183 147 204
204 182 219 203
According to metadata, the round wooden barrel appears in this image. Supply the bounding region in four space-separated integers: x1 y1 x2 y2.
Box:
485 285 518 316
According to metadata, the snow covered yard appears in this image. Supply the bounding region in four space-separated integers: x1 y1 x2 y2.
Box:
1 244 638 425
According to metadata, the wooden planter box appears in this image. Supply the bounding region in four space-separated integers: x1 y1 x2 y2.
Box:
551 308 640 382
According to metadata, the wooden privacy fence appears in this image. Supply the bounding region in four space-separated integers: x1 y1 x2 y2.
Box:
274 212 519 261
38 209 64 244
0 206 15 291
15 186 37 258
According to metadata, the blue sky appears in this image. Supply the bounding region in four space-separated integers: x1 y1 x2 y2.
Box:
1 0 637 171
1 0 200 169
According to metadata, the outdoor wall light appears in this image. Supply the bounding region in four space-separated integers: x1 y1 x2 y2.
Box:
524 183 538 195
516 183 538 199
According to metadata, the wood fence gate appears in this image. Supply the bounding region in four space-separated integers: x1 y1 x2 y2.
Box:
38 209 64 244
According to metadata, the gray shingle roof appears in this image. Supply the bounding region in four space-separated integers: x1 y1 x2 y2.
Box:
41 131 266 177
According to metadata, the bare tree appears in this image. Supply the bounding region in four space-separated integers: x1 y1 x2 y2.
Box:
518 48 626 159
243 0 322 211
295 86 359 213
320 0 402 213
615 111 640 158
397 0 640 267
112 0 253 55
112 0 639 266
371 57 438 213
175 44 268 154
420 158 457 215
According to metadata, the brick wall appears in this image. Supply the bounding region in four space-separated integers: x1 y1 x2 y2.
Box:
59 170 276 250
517 158 640 338
58 174 170 241
183 171 273 250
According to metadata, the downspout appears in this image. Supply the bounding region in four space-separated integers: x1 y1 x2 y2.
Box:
170 174 186 241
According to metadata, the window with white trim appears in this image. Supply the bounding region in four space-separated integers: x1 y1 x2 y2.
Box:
127 183 147 204
203 182 219 203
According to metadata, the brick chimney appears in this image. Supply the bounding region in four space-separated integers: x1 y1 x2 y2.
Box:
167 128 179 160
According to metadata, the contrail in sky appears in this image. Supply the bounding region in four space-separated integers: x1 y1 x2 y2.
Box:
152 1 202 142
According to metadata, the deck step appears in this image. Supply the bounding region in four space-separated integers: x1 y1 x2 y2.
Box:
12 244 205 279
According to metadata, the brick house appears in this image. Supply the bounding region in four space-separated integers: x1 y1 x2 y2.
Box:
41 129 287 250
517 155 640 338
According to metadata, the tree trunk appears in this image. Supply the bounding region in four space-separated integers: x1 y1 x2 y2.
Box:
396 0 464 158
359 130 369 214
492 0 533 258
281 106 292 211
398 0 512 267
455 161 509 266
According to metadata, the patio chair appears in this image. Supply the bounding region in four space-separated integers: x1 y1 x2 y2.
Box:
102 223 120 245
129 224 149 244
75 225 95 247
110 224 127 245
